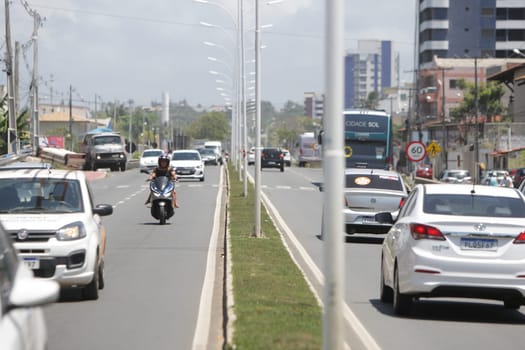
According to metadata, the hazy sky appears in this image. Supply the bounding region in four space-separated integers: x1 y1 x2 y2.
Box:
6 0 417 110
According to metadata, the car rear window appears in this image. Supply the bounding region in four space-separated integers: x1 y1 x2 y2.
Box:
424 194 525 217
345 174 404 191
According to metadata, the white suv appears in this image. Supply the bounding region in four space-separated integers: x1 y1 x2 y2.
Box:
0 168 113 300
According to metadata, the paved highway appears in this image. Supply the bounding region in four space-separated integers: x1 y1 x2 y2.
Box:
44 165 225 350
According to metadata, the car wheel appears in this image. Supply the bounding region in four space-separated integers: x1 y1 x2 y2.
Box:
200 177 205 182
380 256 393 303
120 162 127 171
98 259 105 290
393 264 411 315
82 258 99 300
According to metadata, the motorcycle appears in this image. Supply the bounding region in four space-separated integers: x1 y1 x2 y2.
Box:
148 175 175 225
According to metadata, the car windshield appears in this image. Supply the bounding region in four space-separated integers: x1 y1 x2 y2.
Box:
172 152 200 161
199 149 215 156
94 136 121 145
446 171 470 179
345 174 404 191
0 179 83 213
423 194 525 217
143 150 163 157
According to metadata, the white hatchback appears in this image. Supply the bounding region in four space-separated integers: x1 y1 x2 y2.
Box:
139 148 164 173
0 169 113 300
377 183 525 315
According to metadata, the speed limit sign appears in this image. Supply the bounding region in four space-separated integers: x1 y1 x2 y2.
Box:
406 141 427 162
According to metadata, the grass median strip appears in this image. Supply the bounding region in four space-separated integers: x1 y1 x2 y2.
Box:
227 164 322 349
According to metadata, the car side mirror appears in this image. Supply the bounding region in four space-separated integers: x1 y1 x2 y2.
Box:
93 204 113 216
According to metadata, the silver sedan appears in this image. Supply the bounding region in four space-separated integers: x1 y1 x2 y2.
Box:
377 183 525 315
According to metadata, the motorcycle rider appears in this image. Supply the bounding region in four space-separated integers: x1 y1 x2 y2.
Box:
145 154 179 208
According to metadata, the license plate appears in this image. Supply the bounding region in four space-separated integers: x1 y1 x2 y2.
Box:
460 238 498 251
180 170 191 174
23 257 40 269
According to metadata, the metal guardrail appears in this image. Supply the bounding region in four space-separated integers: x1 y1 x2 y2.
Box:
39 148 86 168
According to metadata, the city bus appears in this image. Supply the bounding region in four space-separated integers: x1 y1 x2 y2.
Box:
343 109 392 169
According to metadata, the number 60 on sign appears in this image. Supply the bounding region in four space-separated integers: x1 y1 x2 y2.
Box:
406 141 427 162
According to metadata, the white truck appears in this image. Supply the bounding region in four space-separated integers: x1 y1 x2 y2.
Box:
296 132 321 167
204 141 223 165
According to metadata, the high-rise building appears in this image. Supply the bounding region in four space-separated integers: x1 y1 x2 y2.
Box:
303 92 324 119
344 40 399 109
418 0 525 68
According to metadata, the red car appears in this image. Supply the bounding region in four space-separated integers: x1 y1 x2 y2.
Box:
416 164 433 179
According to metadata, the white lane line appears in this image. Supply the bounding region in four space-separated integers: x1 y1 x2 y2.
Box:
191 168 223 350
260 185 381 350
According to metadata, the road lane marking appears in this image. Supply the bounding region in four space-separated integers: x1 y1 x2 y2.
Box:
191 168 223 350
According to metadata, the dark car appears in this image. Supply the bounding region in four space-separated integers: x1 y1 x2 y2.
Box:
511 167 525 188
261 147 284 172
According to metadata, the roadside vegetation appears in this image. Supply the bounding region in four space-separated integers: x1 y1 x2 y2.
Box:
226 163 322 349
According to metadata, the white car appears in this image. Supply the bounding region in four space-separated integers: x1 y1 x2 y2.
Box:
342 168 408 235
0 168 113 300
247 147 255 165
170 149 205 182
139 148 164 173
0 222 59 350
281 148 292 167
377 183 525 315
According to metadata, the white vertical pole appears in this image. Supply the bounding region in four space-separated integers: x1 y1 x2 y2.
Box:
323 0 345 348
253 0 262 237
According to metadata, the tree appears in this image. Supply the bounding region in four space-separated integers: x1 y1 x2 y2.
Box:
362 91 380 109
186 111 230 141
449 79 506 122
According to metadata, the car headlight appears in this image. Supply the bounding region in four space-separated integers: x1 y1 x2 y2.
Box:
56 222 87 241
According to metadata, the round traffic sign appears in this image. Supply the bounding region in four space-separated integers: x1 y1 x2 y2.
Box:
406 141 427 162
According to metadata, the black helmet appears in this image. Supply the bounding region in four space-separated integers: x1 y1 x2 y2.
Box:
158 153 170 166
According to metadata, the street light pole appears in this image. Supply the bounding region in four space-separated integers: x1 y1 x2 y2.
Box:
253 0 262 237
474 57 480 183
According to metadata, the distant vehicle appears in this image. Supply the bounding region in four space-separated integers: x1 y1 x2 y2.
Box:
510 167 525 187
204 141 223 165
247 147 255 165
438 169 472 184
296 132 321 167
198 148 219 165
80 132 127 171
139 148 164 173
343 109 393 169
0 223 59 350
481 169 509 186
281 148 292 166
0 168 113 300
261 147 284 172
415 164 432 179
377 183 525 315
170 150 205 181
334 168 408 235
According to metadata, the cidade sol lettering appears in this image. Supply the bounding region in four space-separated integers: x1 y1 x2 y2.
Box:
345 121 380 128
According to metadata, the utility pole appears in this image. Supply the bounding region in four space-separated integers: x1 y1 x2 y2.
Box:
14 42 19 115
69 85 73 151
474 57 480 183
32 13 42 153
4 0 18 154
